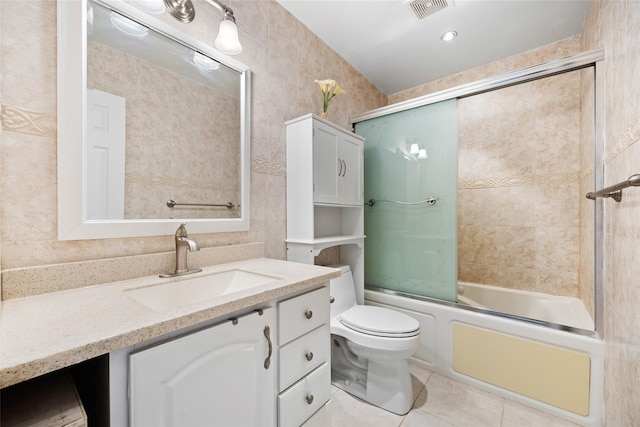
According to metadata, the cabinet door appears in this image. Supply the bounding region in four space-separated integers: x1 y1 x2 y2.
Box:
338 134 363 205
129 309 275 427
312 122 340 204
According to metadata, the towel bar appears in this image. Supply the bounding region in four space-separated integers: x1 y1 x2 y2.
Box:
586 174 640 202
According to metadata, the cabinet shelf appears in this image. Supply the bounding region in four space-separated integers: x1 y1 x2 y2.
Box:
286 235 365 256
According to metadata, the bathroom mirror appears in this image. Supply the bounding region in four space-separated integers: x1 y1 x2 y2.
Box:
58 0 251 240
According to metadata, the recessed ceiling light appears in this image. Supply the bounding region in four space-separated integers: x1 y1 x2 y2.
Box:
441 30 458 42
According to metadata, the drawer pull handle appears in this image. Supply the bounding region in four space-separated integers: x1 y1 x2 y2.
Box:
306 352 314 361
263 326 272 370
305 310 313 319
306 394 314 405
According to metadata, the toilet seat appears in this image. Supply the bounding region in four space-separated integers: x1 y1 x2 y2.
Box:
339 306 419 338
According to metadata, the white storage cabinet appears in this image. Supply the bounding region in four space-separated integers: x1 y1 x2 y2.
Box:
128 308 276 427
310 119 363 206
285 114 365 304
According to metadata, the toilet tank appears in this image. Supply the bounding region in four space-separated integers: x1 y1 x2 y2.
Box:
327 265 357 318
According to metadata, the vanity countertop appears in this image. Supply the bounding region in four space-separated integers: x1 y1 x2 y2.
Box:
0 258 339 389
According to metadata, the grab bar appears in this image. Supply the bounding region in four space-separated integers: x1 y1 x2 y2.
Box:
365 197 438 207
166 200 237 209
586 174 640 202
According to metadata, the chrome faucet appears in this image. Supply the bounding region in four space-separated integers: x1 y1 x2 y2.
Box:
160 223 202 277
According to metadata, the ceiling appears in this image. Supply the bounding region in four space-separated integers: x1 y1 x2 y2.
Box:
276 0 590 95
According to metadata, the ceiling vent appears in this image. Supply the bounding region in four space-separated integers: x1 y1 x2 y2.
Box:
404 0 452 21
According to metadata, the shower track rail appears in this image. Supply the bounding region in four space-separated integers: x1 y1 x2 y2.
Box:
365 197 438 207
586 174 640 202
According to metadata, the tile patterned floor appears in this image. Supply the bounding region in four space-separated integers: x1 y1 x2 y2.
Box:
329 365 581 427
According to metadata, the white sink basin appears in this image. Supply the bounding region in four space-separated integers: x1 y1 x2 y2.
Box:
125 269 282 312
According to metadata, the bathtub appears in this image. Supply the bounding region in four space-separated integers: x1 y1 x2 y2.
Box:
364 288 603 427
457 282 595 331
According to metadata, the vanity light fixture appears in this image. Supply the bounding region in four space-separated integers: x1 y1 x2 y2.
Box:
164 0 243 55
110 12 149 37
131 0 166 14
440 30 458 41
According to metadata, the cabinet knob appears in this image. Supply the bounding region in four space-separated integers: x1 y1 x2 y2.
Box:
305 352 314 361
329 296 335 303
306 394 314 405
305 310 313 319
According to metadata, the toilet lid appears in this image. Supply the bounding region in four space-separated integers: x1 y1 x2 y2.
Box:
340 306 420 338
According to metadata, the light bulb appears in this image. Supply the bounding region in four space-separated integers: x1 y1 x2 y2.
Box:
110 12 148 37
409 143 420 155
418 149 428 159
214 19 242 55
193 52 220 70
131 0 166 14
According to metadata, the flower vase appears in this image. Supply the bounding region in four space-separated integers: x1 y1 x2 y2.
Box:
321 112 328 119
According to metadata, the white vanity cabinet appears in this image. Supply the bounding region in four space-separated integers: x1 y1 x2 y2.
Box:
286 114 365 304
128 308 276 427
277 287 331 427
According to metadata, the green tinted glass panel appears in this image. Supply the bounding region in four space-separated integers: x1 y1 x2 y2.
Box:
355 99 458 301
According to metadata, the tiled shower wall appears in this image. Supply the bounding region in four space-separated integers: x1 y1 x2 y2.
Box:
582 1 640 424
457 70 584 300
0 0 386 292
390 37 588 302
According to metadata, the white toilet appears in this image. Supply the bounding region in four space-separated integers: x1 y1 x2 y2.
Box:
328 265 420 415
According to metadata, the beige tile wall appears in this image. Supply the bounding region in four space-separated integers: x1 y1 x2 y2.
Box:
457 70 585 300
0 0 386 296
581 1 640 425
388 36 583 105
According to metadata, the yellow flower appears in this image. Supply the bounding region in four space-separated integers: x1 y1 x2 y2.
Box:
314 79 345 113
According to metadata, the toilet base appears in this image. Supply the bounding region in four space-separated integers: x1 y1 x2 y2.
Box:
331 336 414 415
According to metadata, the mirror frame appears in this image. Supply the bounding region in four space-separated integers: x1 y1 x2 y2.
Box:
57 0 251 240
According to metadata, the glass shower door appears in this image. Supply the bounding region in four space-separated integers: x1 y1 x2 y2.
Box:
355 99 458 301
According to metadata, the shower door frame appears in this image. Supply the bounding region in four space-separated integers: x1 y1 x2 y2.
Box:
351 48 605 338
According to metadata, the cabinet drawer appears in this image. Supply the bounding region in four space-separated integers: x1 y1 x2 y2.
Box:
301 400 331 427
279 325 330 392
278 287 329 345
278 363 331 427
